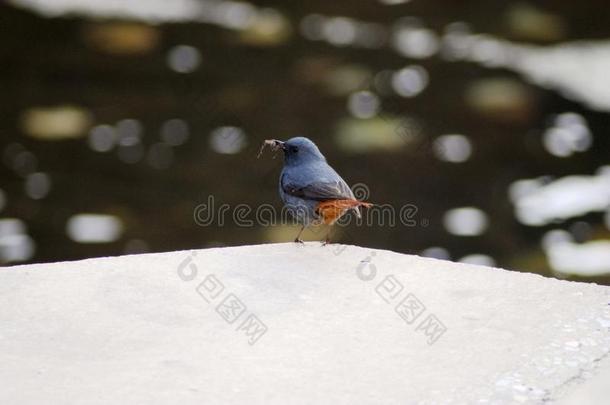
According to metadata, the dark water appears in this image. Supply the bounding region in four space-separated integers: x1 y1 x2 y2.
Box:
1 0 609 284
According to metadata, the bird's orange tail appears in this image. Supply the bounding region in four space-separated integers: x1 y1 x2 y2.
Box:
316 199 374 225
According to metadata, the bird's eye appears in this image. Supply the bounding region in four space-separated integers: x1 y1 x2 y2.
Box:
291 146 299 153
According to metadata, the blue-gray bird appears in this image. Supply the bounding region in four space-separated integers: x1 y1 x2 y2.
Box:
260 137 372 243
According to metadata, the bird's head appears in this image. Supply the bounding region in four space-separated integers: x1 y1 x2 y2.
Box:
272 137 326 166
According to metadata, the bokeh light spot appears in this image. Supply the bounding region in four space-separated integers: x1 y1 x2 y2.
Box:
433 134 472 163
421 247 450 260
459 254 496 267
25 172 52 200
0 218 34 263
66 214 124 244
391 65 428 97
210 126 247 154
160 119 190 146
347 91 380 119
443 207 489 236
167 45 201 73
88 124 117 152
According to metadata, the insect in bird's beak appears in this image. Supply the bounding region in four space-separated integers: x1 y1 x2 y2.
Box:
257 139 285 158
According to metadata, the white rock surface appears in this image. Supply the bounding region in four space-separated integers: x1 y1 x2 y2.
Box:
1 243 609 404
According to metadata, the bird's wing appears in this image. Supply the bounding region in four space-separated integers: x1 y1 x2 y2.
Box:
282 176 354 202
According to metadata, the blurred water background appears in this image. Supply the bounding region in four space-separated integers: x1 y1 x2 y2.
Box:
1 0 609 284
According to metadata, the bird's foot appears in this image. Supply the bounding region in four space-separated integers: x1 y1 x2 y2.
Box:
294 238 304 244
321 238 332 246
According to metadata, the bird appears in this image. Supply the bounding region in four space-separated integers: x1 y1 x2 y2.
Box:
260 137 372 244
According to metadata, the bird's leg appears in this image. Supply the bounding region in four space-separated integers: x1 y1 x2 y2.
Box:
294 224 306 244
321 226 333 246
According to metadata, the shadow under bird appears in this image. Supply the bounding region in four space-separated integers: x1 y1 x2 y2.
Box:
259 137 373 243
